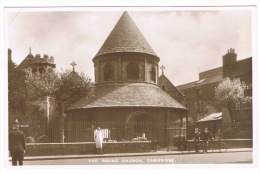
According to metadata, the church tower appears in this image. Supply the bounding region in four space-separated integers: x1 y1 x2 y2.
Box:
17 48 56 73
93 12 159 85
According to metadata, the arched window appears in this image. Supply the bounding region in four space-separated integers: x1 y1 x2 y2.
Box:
150 66 156 83
162 85 165 91
127 62 139 80
104 63 114 81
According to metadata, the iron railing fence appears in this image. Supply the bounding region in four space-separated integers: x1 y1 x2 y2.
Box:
16 120 187 144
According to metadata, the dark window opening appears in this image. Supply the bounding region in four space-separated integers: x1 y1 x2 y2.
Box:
162 85 165 91
150 66 156 83
32 68 37 74
104 63 114 81
127 62 139 80
197 89 202 97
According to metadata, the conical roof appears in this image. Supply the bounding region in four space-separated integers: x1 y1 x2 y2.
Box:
94 11 158 59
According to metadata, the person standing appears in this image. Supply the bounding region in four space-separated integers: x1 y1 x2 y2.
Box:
216 129 223 140
9 119 26 166
94 127 103 154
202 127 213 153
193 129 201 153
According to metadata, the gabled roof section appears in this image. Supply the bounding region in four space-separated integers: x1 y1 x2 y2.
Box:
94 11 159 59
159 74 184 97
17 52 34 70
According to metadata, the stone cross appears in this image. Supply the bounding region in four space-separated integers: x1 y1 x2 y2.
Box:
160 65 165 75
70 61 77 72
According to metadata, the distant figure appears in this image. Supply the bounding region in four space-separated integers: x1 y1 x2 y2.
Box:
202 127 213 153
151 138 158 152
9 119 25 166
94 127 103 154
216 129 223 140
193 129 201 153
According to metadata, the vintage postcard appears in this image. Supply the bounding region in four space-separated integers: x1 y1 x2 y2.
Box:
1 1 259 174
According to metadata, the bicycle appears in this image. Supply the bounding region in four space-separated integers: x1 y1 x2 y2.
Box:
208 139 227 153
180 140 205 153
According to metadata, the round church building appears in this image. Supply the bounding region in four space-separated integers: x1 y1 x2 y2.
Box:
65 12 188 143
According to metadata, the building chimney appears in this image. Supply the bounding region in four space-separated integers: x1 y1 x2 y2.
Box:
223 48 237 66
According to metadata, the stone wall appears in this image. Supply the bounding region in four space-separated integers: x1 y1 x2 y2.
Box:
25 141 151 156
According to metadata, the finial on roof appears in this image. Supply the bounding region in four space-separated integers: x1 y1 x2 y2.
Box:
29 47 31 54
160 65 165 75
70 61 77 72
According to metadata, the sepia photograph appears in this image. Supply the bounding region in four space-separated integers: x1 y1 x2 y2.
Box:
1 1 259 174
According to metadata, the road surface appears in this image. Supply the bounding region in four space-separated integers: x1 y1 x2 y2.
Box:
20 151 252 165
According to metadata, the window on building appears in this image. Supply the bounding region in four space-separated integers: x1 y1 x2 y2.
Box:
197 89 202 97
185 103 190 110
104 63 114 81
198 101 204 113
127 62 139 80
233 77 241 83
150 66 156 83
235 102 241 110
244 84 252 97
184 91 189 96
162 85 165 91
39 68 45 74
32 68 37 74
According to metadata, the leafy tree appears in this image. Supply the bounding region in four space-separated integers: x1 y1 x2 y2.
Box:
215 77 252 137
8 55 27 125
25 70 95 142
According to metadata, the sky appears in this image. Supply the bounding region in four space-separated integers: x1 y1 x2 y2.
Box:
5 7 253 86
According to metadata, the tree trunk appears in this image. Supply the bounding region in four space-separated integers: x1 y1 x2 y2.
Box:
227 106 237 138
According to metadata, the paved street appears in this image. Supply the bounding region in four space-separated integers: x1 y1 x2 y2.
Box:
20 151 252 165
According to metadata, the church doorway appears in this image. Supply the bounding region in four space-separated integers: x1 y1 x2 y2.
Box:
126 113 155 140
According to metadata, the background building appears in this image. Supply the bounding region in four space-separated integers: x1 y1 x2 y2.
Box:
160 48 252 138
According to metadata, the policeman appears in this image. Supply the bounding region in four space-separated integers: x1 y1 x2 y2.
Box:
9 119 26 166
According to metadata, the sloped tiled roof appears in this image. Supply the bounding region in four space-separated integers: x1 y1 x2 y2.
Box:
197 113 222 122
17 53 34 70
94 11 158 59
67 83 187 111
159 74 184 96
176 74 223 91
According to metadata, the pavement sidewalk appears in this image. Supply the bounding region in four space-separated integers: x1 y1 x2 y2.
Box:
18 148 253 161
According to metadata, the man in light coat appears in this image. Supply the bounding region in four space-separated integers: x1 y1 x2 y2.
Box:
94 127 103 154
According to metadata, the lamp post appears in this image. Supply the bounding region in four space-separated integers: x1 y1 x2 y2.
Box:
46 96 50 124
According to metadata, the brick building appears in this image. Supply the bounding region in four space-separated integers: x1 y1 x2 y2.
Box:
160 48 252 138
65 12 188 142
